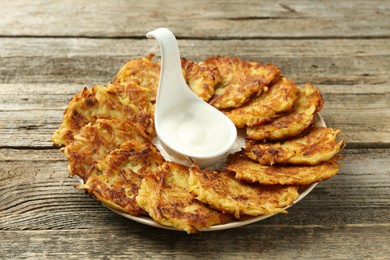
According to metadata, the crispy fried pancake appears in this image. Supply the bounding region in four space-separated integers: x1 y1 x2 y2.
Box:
113 54 160 102
203 56 280 109
53 55 345 233
114 54 224 103
225 152 340 185
80 140 165 216
188 165 299 218
64 118 151 181
107 81 155 114
246 83 323 141
181 58 222 102
106 82 155 136
52 83 154 146
226 77 298 128
246 127 345 165
136 162 233 233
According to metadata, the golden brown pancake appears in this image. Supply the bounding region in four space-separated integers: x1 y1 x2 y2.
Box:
64 118 151 181
245 127 345 165
226 77 298 128
113 54 160 102
181 58 222 102
188 165 299 218
225 152 340 185
52 55 345 233
114 54 224 103
52 82 154 146
136 162 233 233
246 83 323 141
203 56 280 109
79 140 165 216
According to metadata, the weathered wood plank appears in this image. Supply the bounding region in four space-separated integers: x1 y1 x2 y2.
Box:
2 38 389 58
2 83 388 111
0 38 388 147
0 1 387 259
1 83 388 147
0 225 389 259
0 38 388 85
0 108 389 148
0 0 389 38
1 148 389 231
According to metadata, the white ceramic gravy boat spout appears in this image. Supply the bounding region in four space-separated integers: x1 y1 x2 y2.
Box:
147 28 237 168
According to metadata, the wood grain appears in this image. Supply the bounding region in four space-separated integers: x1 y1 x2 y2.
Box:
0 38 388 85
1 148 389 230
0 0 389 38
0 0 389 258
0 38 388 148
1 225 389 259
0 84 389 148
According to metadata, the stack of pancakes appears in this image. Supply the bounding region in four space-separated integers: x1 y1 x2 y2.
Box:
52 55 344 233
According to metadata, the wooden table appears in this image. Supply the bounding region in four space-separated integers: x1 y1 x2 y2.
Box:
1 1 389 259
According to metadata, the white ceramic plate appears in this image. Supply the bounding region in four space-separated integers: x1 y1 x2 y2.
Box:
98 113 326 231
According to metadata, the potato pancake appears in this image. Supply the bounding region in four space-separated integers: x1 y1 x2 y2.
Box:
245 127 345 165
114 54 224 103
136 162 233 233
64 118 151 181
203 56 280 109
225 152 340 185
53 54 345 233
79 140 164 216
107 81 155 116
246 83 323 141
181 58 222 102
226 77 298 128
113 54 160 102
188 165 299 218
52 82 154 146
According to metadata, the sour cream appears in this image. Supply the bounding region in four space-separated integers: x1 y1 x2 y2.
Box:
158 102 234 157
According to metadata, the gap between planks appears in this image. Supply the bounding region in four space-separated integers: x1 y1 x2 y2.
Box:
1 35 390 40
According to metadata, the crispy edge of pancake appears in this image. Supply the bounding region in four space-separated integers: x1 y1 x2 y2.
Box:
245 127 345 165
64 118 151 181
204 56 280 109
225 152 340 185
52 86 101 146
52 82 154 146
246 83 324 141
114 55 224 103
78 140 165 216
188 165 299 218
113 54 160 102
181 58 222 102
136 162 233 233
226 77 298 128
